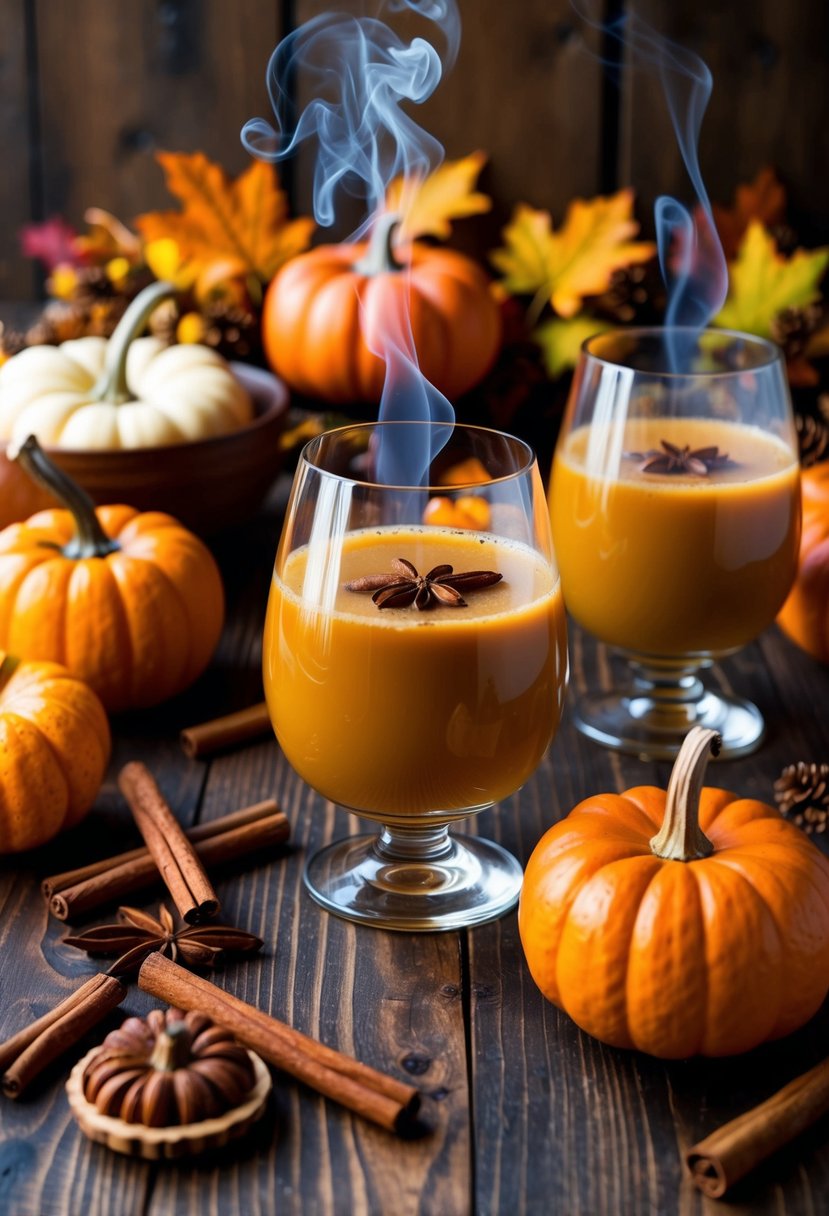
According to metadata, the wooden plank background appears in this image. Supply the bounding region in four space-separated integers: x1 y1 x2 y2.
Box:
0 0 825 299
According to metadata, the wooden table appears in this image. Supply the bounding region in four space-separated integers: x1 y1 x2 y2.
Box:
2 485 829 1216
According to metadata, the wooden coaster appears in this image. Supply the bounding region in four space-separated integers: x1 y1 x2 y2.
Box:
66 1047 272 1160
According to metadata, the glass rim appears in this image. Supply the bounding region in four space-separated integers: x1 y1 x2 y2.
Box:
581 325 784 378
299 420 537 491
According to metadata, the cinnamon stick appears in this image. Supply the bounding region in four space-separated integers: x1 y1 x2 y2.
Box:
181 702 272 759
118 763 220 924
43 802 289 921
1 973 126 1098
138 953 422 1134
686 1057 829 1197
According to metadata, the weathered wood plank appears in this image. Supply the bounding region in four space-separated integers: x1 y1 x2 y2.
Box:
619 0 829 242
32 0 282 236
0 0 35 299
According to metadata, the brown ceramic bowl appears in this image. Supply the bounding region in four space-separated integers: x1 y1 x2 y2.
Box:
0 364 290 534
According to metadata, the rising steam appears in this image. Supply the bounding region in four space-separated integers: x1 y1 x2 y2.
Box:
242 1 458 231
242 1 460 484
604 12 728 365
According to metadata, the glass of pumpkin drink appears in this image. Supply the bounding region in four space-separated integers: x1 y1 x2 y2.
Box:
549 327 800 760
264 421 568 930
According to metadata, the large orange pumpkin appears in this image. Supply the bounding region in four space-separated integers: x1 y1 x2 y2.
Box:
519 728 829 1058
0 652 110 853
0 437 224 711
261 213 502 404
777 461 829 661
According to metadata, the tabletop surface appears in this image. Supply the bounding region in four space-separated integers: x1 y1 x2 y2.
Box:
1 481 829 1216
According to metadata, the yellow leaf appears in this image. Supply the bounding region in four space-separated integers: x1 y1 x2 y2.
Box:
135 152 315 285
143 237 199 291
714 222 829 339
492 190 656 319
385 152 491 242
490 204 556 297
534 315 611 379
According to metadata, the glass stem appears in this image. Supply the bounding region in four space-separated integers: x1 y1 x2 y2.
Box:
628 655 705 705
375 824 454 862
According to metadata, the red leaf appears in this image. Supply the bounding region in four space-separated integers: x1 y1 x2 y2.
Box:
20 216 86 271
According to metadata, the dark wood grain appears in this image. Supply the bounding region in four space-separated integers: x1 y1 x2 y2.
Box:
619 0 829 244
0 0 35 300
2 484 829 1215
14 0 281 297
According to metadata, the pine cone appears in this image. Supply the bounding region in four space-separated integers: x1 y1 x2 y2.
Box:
774 762 829 834
771 303 824 362
199 299 262 362
591 260 665 325
795 412 829 468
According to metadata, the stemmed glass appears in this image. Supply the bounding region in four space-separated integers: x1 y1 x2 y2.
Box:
549 327 801 760
264 421 568 931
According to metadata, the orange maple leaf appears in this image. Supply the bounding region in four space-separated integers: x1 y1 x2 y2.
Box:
135 151 314 285
711 167 786 260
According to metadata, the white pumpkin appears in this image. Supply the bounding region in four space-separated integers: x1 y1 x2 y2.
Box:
0 281 253 450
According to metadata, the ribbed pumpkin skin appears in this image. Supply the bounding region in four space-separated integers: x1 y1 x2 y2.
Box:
0 655 110 853
777 462 829 662
519 786 829 1058
0 506 224 711
262 240 502 404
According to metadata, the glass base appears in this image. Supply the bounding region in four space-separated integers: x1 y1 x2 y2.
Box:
573 653 765 761
303 824 523 932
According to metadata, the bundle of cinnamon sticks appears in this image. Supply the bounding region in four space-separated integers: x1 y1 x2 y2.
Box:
43 795 290 921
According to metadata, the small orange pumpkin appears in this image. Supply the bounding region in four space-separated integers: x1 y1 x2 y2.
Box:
0 652 110 853
0 437 224 711
519 728 829 1058
777 461 829 661
261 213 502 404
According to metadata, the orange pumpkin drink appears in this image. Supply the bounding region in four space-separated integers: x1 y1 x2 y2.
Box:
264 526 567 822
551 416 800 657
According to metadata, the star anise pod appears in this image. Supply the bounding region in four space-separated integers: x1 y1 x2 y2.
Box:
633 440 733 476
344 557 502 610
63 905 263 979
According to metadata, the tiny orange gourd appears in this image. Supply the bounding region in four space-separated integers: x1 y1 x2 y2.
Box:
261 213 502 405
0 652 110 853
519 728 829 1058
0 437 224 711
777 460 829 662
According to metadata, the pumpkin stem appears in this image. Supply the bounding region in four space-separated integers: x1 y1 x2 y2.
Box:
649 727 720 861
353 212 405 276
92 280 176 404
10 435 120 559
149 1024 193 1072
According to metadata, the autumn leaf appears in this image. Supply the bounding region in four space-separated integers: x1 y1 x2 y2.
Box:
385 152 492 241
534 315 611 379
135 151 314 285
714 222 829 339
491 190 656 319
20 216 84 272
712 167 786 260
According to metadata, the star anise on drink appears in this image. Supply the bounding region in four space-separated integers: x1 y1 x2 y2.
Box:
63 904 263 979
344 557 502 610
631 440 733 476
